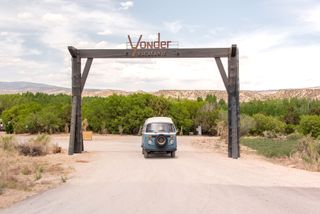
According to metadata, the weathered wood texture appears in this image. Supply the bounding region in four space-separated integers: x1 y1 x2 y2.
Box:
68 56 77 155
215 57 229 91
74 54 83 153
227 45 240 159
69 51 83 154
69 47 230 58
81 58 93 93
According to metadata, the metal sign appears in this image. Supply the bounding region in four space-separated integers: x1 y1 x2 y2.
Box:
127 33 178 57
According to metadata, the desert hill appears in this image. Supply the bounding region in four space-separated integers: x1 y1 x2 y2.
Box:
0 81 319 102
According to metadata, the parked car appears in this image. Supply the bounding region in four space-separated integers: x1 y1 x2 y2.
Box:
141 117 177 158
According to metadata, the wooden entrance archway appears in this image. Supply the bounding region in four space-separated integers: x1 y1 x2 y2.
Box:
67 45 240 158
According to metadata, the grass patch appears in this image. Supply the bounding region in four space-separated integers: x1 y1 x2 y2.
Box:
241 137 298 158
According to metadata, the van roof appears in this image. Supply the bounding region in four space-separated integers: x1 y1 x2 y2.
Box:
144 117 174 124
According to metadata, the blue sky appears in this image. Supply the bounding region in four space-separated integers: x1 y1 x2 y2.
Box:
0 0 319 91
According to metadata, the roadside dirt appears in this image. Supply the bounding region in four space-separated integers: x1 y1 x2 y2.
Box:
0 133 94 208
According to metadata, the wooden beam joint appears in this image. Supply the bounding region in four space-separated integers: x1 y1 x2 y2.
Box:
68 46 77 58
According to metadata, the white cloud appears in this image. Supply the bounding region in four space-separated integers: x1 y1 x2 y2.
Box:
164 20 183 34
97 29 112 35
300 5 320 31
42 13 67 25
206 29 320 90
17 12 34 19
0 32 8 36
119 1 133 10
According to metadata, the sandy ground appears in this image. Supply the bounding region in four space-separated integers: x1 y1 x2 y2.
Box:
1 134 320 214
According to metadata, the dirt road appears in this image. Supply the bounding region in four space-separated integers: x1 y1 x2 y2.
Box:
1 135 320 214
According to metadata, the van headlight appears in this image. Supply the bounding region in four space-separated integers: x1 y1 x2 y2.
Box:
169 135 174 144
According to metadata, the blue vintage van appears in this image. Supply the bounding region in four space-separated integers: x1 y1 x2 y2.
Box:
141 117 177 158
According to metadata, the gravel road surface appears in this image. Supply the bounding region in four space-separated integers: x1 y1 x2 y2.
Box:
1 135 320 214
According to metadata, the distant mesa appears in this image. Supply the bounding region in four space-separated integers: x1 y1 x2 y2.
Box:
0 81 319 102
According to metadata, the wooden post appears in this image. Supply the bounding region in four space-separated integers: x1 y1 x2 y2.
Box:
68 47 83 155
68 56 77 155
74 54 83 153
227 45 240 159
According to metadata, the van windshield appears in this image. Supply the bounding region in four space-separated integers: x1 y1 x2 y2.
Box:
146 123 175 133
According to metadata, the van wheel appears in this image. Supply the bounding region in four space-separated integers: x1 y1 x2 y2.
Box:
171 152 175 158
144 150 149 158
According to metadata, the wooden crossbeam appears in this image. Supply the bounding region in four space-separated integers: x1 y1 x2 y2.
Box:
71 48 230 59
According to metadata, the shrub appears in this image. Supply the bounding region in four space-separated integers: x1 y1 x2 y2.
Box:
240 114 256 136
262 131 277 138
285 124 296 135
21 165 32 175
52 143 62 154
0 135 15 152
286 132 303 141
194 103 219 135
34 165 44 181
299 115 320 138
251 114 286 135
296 136 320 164
16 135 51 156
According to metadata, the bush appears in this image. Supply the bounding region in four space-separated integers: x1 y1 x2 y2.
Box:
262 131 277 138
16 135 51 156
286 132 303 141
52 144 62 154
296 136 320 164
299 115 320 138
194 103 219 135
251 114 286 135
240 114 256 136
285 124 296 135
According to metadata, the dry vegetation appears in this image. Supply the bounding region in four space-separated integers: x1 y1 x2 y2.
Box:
192 135 320 172
0 134 75 208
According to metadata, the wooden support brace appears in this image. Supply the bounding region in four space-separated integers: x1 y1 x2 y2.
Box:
215 57 229 91
81 58 93 93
